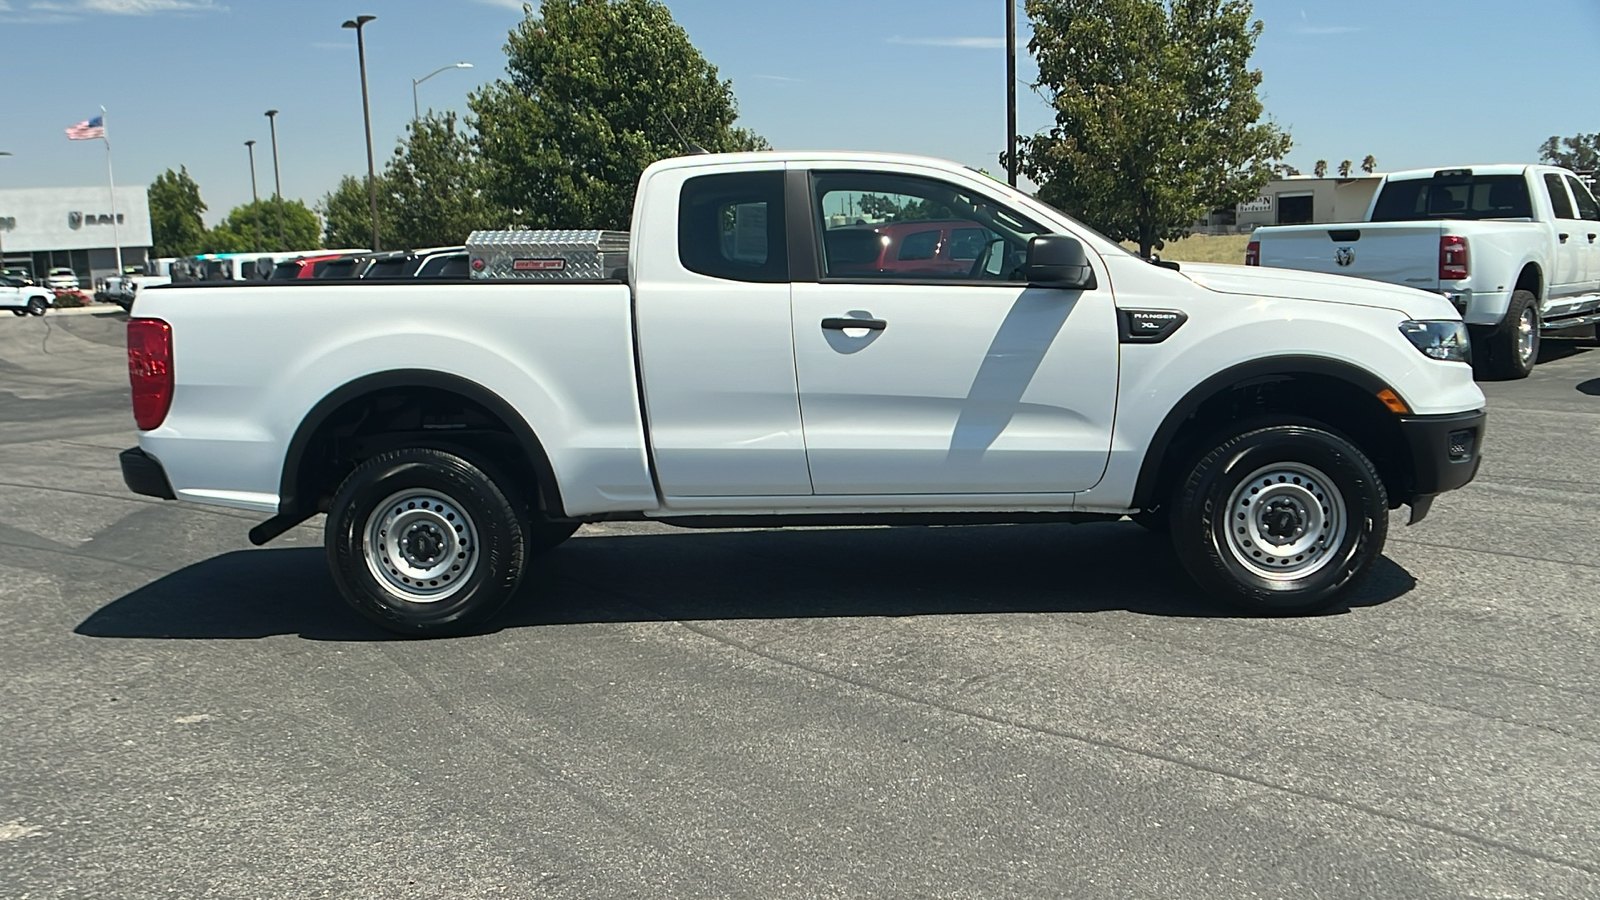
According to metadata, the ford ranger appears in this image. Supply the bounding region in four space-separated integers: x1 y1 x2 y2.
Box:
120 152 1487 635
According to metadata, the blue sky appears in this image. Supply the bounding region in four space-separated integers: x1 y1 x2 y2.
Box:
1 0 1595 226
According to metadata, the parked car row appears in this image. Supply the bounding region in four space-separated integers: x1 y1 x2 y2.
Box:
266 246 467 281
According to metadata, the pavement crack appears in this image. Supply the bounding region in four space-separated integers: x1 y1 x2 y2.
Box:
674 619 1600 878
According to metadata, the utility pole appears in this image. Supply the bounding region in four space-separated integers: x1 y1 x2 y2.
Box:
245 140 261 249
265 109 286 251
1006 0 1018 187
0 152 11 273
343 14 381 252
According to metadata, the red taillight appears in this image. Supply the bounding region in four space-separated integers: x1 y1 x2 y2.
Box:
1245 240 1260 266
127 318 173 431
1439 235 1469 281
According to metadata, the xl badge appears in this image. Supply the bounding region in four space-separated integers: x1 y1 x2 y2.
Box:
1335 246 1355 267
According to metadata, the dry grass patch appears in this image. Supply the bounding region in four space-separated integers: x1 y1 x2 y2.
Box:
1119 233 1252 265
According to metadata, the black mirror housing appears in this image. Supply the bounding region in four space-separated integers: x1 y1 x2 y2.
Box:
1025 234 1096 290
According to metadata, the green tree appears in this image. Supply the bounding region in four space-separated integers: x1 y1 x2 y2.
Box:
1337 159 1352 178
1313 160 1327 178
1539 133 1600 171
202 199 322 253
470 0 768 231
318 175 390 249
1017 0 1291 257
148 167 208 258
384 112 502 248
1361 154 1377 174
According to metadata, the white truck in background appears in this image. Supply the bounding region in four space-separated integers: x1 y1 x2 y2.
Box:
1248 165 1600 379
121 151 1487 636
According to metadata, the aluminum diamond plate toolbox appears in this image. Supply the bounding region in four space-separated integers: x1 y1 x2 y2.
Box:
466 230 629 280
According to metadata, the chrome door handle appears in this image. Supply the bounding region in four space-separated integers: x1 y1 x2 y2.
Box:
822 317 886 331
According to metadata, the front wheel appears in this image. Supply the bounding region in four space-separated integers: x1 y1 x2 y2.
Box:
326 448 528 636
1171 425 1388 615
27 297 47 316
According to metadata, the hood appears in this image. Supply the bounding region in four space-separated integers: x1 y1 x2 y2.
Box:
1179 262 1460 319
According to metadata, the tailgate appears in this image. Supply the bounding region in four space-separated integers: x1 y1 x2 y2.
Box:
1257 222 1445 290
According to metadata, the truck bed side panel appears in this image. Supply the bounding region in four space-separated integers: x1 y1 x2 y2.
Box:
133 283 657 517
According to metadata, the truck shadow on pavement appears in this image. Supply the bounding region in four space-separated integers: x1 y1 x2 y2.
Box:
75 522 1417 642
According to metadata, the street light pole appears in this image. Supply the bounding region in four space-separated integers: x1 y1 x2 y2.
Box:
265 109 286 251
343 14 380 252
244 140 261 250
412 62 473 121
1006 0 1017 187
0 152 11 273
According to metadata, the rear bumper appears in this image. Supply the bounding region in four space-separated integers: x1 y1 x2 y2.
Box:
1397 409 1485 522
120 447 176 500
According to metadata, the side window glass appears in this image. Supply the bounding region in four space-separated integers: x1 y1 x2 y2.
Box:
812 171 1044 282
1544 173 1576 219
678 170 788 283
1565 176 1600 222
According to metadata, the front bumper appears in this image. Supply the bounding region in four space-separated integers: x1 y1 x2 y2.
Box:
1397 409 1485 523
120 447 176 500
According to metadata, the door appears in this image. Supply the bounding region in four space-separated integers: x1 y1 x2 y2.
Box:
632 165 815 497
0 279 19 310
1542 172 1584 304
791 169 1119 496
1564 175 1600 298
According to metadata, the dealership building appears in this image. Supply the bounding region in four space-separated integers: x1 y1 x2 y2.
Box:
0 186 152 283
1195 173 1386 234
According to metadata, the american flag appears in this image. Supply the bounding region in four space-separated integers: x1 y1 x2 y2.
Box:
65 116 105 140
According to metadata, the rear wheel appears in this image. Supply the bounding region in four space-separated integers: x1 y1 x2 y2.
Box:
1171 425 1388 615
1483 290 1539 380
9 309 24 317
326 448 528 636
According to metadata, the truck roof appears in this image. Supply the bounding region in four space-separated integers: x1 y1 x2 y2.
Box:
646 150 991 178
1382 164 1562 181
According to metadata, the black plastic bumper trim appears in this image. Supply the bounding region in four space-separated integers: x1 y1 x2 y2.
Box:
120 447 176 500
1398 409 1486 507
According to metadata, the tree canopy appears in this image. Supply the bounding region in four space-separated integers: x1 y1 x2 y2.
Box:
383 112 500 249
203 199 321 254
148 167 208 258
1016 0 1291 257
319 175 389 250
1540 133 1600 171
469 0 767 231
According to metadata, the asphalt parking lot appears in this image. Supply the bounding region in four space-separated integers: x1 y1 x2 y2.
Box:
2 308 1598 899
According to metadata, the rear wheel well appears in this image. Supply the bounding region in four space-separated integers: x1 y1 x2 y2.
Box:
283 375 564 522
1137 373 1413 513
1515 264 1542 300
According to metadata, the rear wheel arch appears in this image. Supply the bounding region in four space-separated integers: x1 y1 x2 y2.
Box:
279 370 565 522
1131 357 1412 513
1514 263 1542 301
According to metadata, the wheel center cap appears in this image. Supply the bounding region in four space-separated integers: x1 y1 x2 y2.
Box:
403 525 445 564
1261 501 1305 541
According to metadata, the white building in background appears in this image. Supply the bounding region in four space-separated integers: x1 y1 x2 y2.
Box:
1195 174 1386 234
0 186 152 282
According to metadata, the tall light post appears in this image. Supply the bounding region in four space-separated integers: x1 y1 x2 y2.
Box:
265 109 286 251
0 152 11 273
342 14 381 252
244 140 261 249
1005 0 1017 187
413 62 473 121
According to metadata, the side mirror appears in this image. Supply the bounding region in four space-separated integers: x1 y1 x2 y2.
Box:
1025 234 1095 290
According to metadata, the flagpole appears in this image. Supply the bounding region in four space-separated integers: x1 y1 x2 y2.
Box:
100 106 123 278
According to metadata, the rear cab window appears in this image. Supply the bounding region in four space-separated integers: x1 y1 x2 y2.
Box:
1544 174 1577 219
1371 172 1533 221
1564 175 1600 221
678 170 788 282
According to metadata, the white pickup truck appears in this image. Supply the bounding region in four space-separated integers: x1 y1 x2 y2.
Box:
1249 164 1600 379
120 152 1487 635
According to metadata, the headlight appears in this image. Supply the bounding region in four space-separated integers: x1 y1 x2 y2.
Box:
1399 320 1471 363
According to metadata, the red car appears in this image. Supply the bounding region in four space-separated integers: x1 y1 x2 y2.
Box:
824 219 993 277
269 253 348 281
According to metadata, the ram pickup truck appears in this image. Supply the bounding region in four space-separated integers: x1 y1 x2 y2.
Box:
1249 164 1600 379
121 152 1487 636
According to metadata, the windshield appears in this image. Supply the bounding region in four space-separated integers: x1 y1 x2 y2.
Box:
1371 175 1532 222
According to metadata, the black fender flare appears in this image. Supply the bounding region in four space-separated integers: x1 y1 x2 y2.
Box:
1130 355 1394 510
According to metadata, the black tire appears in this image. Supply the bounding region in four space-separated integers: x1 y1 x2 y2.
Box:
326 447 528 636
27 297 47 316
9 309 24 317
1483 289 1539 380
1171 425 1388 616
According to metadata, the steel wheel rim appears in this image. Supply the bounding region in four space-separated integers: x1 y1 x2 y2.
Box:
1518 307 1537 366
1223 462 1348 581
363 489 479 603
